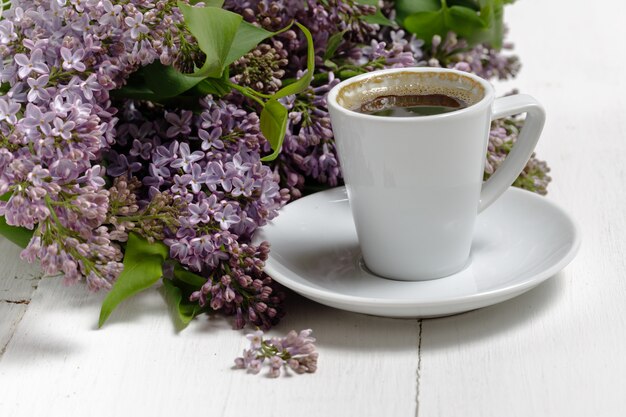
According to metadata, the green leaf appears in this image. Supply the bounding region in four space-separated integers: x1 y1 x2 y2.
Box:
460 1 505 49
397 0 508 49
178 2 242 78
196 0 224 5
143 63 207 99
489 1 505 49
403 10 446 43
225 21 275 67
324 30 347 61
115 6 275 101
173 263 207 287
324 59 338 70
0 217 33 248
0 193 33 248
362 11 395 26
447 0 480 10
180 3 276 77
161 279 201 330
98 233 169 327
273 22 315 99
259 99 288 162
395 0 441 22
192 78 232 97
446 5 486 38
110 87 154 100
112 64 204 101
356 0 396 26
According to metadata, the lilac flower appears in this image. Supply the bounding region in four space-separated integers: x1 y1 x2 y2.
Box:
226 153 252 174
170 142 204 173
80 74 102 100
26 75 50 102
77 166 106 188
124 13 149 40
130 139 153 160
108 154 142 177
171 174 191 195
60 47 86 72
14 49 49 79
231 176 254 197
51 95 73 117
188 163 208 194
153 142 180 168
165 110 193 138
247 329 264 349
0 21 17 44
100 0 122 26
198 128 225 151
205 161 232 192
0 99 20 124
143 163 169 188
235 329 318 377
21 103 56 134
51 117 76 140
214 204 240 230
188 201 211 225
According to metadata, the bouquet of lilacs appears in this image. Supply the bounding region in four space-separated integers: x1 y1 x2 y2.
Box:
0 0 550 364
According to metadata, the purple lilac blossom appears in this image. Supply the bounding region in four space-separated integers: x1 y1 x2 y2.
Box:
0 0 190 289
235 329 319 377
111 96 289 328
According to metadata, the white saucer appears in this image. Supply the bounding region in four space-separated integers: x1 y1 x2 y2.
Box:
253 187 580 318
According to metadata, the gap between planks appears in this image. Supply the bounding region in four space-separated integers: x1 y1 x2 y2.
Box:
416 319 423 417
0 300 32 357
0 236 43 360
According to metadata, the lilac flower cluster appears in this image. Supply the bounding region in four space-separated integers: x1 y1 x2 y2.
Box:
235 329 318 377
0 0 219 290
486 115 551 195
0 2 142 288
349 29 424 71
109 96 288 327
226 0 379 67
427 32 521 81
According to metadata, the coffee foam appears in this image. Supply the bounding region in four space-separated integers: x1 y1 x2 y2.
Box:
336 71 485 112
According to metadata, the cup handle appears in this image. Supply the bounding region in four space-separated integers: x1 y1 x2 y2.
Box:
478 94 546 213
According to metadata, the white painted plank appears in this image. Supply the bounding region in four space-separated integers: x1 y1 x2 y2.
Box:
0 238 41 356
0 277 419 417
419 1 626 416
0 302 28 355
0 238 41 301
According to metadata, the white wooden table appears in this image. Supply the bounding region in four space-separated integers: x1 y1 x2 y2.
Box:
1 1 625 415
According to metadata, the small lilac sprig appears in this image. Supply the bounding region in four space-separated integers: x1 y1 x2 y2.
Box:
235 329 319 378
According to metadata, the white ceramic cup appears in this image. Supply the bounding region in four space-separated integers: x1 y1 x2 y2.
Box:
327 67 545 281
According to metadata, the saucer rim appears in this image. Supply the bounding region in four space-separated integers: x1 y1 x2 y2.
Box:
258 186 581 308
